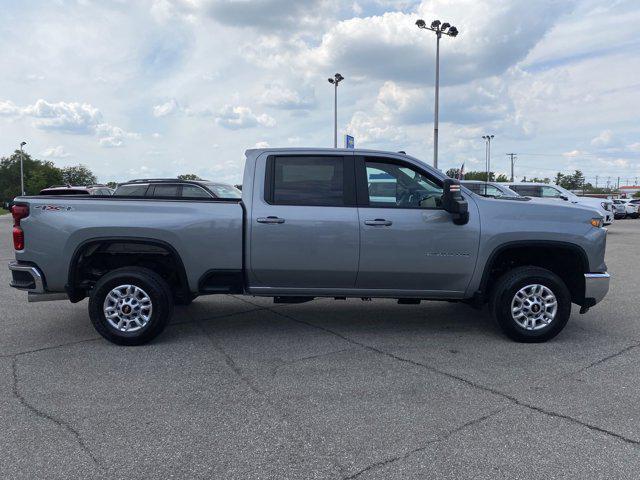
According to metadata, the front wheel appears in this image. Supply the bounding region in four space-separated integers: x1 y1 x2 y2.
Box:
88 267 174 345
490 266 571 342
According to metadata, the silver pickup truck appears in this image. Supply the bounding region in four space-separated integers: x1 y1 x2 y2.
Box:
8 148 609 345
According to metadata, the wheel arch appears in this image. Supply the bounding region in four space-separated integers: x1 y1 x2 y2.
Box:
479 240 589 305
66 236 190 303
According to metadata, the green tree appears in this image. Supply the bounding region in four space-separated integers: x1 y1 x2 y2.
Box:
445 168 461 179
61 165 97 186
495 174 509 182
106 181 118 189
178 173 202 180
464 171 495 181
0 150 63 204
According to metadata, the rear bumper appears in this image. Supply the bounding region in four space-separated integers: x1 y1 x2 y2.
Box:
9 261 45 293
584 272 610 306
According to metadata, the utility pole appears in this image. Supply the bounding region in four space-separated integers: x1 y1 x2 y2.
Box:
506 153 517 182
416 19 458 169
327 73 344 148
595 175 598 189
482 135 494 181
19 141 27 196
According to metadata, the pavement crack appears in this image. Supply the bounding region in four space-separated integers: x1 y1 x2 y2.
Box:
0 337 101 359
570 343 640 376
246 302 640 448
270 348 352 378
344 407 506 479
11 356 102 470
194 319 264 396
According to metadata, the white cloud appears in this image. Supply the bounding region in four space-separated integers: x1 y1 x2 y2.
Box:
246 0 573 85
254 141 270 148
260 83 315 110
153 99 180 117
591 129 614 147
41 145 70 158
95 124 142 148
215 105 276 129
0 98 140 147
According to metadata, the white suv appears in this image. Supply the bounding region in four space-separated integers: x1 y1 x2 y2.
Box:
506 183 614 225
613 199 639 219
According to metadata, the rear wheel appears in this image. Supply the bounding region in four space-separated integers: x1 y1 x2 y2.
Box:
89 267 174 345
490 266 571 342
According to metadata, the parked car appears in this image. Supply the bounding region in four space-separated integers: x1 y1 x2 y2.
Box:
39 184 113 196
506 183 614 225
612 199 639 219
461 181 520 198
113 179 242 199
9 148 609 345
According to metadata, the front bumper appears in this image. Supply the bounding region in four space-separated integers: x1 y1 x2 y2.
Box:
9 261 45 293
584 272 610 306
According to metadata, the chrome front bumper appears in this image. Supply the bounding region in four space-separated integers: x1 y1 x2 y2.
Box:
584 272 610 306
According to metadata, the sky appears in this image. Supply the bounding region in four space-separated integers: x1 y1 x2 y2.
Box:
0 0 639 187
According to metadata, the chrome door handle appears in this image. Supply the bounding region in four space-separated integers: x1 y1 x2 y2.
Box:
364 219 392 226
257 216 285 224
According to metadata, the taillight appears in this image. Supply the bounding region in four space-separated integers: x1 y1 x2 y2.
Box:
10 204 29 251
13 226 25 250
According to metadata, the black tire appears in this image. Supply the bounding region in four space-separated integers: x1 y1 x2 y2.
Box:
490 266 571 343
88 267 174 345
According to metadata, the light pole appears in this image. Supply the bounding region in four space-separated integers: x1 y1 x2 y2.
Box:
416 19 458 169
506 153 517 182
328 73 344 148
19 141 27 195
482 135 494 181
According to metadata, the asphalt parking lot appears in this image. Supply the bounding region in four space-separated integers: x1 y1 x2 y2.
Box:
1 213 640 480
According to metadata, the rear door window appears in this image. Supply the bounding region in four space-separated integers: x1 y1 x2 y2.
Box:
114 185 149 196
181 185 212 198
151 184 180 197
510 185 541 197
267 156 349 206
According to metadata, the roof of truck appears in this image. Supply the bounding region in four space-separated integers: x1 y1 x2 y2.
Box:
245 147 412 156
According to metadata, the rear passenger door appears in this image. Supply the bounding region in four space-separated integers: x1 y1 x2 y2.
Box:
250 154 359 290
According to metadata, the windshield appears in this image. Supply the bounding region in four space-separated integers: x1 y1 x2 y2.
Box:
204 183 242 199
552 184 577 199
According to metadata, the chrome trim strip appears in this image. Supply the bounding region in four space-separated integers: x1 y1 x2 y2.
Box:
8 261 45 293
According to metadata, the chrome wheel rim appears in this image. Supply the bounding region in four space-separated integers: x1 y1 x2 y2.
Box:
103 284 153 332
511 284 557 331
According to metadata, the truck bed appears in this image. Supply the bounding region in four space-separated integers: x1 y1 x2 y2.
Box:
13 196 244 293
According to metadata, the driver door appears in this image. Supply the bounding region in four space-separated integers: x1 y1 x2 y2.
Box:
355 156 480 295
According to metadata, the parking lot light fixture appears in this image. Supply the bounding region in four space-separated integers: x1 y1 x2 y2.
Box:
328 73 344 148
482 135 494 181
416 18 459 169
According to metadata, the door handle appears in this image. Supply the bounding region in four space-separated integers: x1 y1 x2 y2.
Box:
257 216 285 224
364 219 392 226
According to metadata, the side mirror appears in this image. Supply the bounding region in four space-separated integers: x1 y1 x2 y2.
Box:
442 179 469 225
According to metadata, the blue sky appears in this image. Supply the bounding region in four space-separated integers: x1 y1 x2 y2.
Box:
0 0 639 186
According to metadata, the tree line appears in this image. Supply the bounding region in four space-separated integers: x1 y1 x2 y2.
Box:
445 168 625 195
0 150 208 207
0 150 99 206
